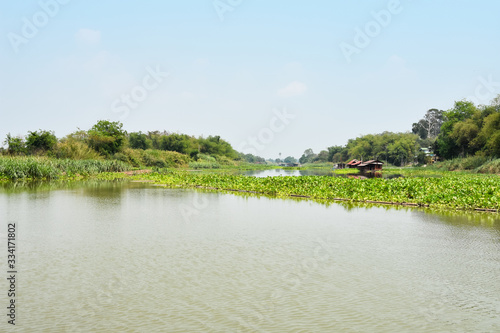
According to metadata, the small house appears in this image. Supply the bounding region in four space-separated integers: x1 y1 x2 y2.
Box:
347 159 362 168
357 160 384 172
335 162 346 169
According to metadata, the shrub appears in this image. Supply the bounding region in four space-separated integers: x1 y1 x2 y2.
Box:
26 130 57 154
52 140 103 160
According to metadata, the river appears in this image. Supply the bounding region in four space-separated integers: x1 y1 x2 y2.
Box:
1 179 499 332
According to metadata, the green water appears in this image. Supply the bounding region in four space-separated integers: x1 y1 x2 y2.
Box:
1 180 499 332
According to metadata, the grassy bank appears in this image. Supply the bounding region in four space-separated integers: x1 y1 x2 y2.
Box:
434 156 500 173
126 171 499 211
0 156 130 180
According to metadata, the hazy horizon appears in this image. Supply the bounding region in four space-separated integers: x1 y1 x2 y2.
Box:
2 1 500 159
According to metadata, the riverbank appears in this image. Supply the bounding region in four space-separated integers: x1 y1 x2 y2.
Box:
108 171 500 212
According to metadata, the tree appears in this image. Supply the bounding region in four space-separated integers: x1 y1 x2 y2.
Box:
436 100 478 159
284 156 297 164
327 146 345 162
87 120 126 155
129 132 151 150
412 109 444 140
313 150 329 163
26 130 57 153
198 135 238 159
299 148 316 164
3 133 26 155
476 112 500 157
449 119 479 156
160 134 190 154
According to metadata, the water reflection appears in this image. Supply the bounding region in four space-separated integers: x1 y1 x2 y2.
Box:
1 181 499 332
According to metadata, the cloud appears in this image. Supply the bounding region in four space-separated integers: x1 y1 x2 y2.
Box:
76 28 101 45
277 80 307 97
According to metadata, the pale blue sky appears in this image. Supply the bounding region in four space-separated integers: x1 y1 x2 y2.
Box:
1 1 500 159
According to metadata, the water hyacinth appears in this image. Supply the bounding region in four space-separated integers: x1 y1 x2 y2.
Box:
134 172 500 211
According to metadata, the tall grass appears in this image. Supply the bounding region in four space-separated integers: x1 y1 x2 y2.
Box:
114 149 189 168
0 157 59 180
475 159 500 174
434 156 500 173
51 139 103 160
0 156 130 180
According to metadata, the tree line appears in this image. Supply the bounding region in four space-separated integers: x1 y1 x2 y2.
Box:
299 94 500 166
1 120 266 163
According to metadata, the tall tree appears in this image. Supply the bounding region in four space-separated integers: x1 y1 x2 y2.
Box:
87 120 126 155
412 109 444 139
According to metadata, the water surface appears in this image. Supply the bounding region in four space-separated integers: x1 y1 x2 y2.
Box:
1 181 499 332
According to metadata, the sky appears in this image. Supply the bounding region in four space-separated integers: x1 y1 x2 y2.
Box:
1 0 500 160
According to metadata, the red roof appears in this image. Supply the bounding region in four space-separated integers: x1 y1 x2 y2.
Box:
358 160 384 167
347 159 361 166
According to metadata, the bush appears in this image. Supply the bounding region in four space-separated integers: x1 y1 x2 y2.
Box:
475 159 500 174
436 156 489 171
26 130 57 154
3 134 26 155
52 140 103 160
87 120 126 155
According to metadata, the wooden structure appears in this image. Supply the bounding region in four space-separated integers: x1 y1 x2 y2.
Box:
347 159 384 172
347 159 362 168
335 162 346 169
357 160 383 172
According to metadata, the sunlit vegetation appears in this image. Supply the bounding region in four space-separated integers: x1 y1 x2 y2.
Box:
129 171 499 211
0 120 273 178
0 156 129 180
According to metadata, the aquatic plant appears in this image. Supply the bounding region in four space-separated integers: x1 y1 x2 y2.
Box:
0 157 130 180
134 171 500 211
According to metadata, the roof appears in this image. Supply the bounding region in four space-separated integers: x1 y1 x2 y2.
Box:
358 160 384 167
347 159 361 166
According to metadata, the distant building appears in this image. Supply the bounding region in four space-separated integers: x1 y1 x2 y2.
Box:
347 159 384 172
347 159 362 168
418 147 438 163
335 162 346 169
357 160 383 172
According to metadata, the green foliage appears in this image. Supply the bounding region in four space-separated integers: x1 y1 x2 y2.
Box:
345 132 418 166
436 96 500 159
475 159 500 174
25 130 57 154
3 134 26 155
128 132 151 150
160 133 190 154
433 156 495 172
118 149 189 168
136 171 500 211
87 120 126 155
299 148 316 164
240 153 266 164
0 156 129 180
198 135 238 159
327 146 345 162
52 139 103 160
189 161 221 169
412 109 444 140
476 113 500 157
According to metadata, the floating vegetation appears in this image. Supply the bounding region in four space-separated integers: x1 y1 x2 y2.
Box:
132 171 500 211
